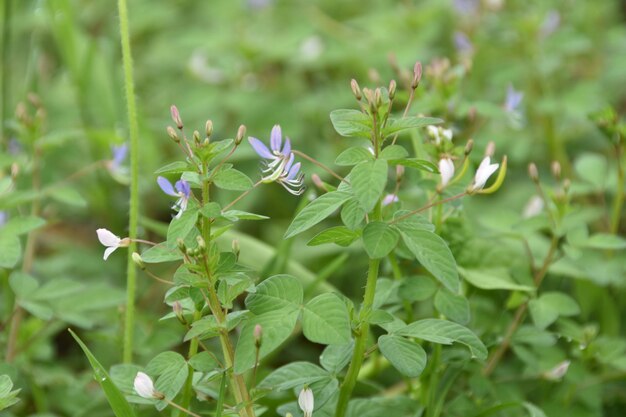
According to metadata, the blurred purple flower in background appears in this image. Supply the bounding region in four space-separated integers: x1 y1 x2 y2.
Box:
540 10 561 39
0 212 7 227
109 143 128 172
382 194 399 206
453 0 479 15
504 84 524 112
158 176 191 218
454 31 474 55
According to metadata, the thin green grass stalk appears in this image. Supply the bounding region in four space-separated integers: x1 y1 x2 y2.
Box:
117 0 140 364
1 0 12 146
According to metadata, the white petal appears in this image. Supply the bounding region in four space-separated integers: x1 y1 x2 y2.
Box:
441 128 453 141
97 228 121 247
134 372 156 399
103 246 117 261
473 157 499 190
439 158 455 186
298 387 314 416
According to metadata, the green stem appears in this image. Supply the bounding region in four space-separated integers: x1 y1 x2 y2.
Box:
426 344 442 417
178 310 202 417
117 0 140 363
388 252 412 322
610 144 624 234
335 255 381 417
1 0 11 146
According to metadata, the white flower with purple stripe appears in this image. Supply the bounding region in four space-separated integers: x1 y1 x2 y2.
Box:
249 125 304 195
157 176 191 218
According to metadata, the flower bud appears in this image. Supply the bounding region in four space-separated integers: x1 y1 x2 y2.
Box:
10 163 19 179
298 387 314 417
551 161 561 180
193 130 201 145
254 324 263 347
464 139 474 156
232 239 240 260
131 252 145 270
374 88 382 109
528 162 539 183
411 61 422 89
196 235 206 251
350 79 362 100
236 125 246 145
170 105 183 130
542 360 571 381
388 79 397 100
16 102 29 125
395 165 405 182
134 372 164 399
173 301 186 325
177 237 187 252
205 120 213 137
485 141 496 157
311 174 326 191
167 126 180 143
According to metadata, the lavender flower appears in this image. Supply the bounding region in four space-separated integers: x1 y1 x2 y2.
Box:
504 84 524 112
454 31 474 55
249 125 305 195
96 228 130 260
110 144 128 171
0 212 7 227
540 10 560 39
382 194 399 206
453 0 479 15
158 176 191 218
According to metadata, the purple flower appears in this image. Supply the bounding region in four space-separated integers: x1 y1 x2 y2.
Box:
249 125 304 195
382 194 399 206
453 0 479 15
0 212 7 227
504 84 524 112
158 176 191 218
540 10 560 39
454 31 474 55
110 144 128 171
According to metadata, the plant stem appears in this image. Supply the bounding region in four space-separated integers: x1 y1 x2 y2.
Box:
292 150 348 184
166 399 203 417
221 180 262 212
335 256 381 417
178 310 202 417
117 0 140 364
1 0 12 146
483 236 559 376
390 193 466 224
610 144 624 234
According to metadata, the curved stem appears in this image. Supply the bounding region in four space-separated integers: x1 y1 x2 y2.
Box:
390 86 416 146
292 150 348 184
390 192 466 225
118 0 140 364
221 180 262 212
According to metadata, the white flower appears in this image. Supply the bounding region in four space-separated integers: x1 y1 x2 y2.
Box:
543 360 571 381
96 228 130 260
523 195 544 218
426 125 453 145
441 128 453 142
134 372 157 399
382 194 399 206
298 387 314 417
438 158 455 187
469 157 499 191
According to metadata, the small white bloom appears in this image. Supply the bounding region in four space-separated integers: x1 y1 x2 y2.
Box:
469 156 499 191
427 125 439 138
441 128 453 142
134 372 157 399
298 387 314 417
426 125 453 145
96 228 130 260
523 195 544 218
382 194 399 206
543 360 571 381
438 158 455 187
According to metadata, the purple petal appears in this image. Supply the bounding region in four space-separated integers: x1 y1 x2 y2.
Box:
175 179 191 198
270 125 282 152
286 162 301 181
111 143 128 167
505 85 524 112
248 137 273 159
454 31 473 54
0 211 6 227
282 137 291 156
157 176 178 196
284 153 295 173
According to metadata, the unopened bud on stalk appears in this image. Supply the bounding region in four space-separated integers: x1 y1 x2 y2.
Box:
350 79 362 100
186 248 196 257
16 102 28 124
173 301 186 324
205 120 213 137
131 252 145 270
254 324 263 347
27 92 42 108
167 126 180 143
193 130 201 145
10 163 19 179
485 141 496 157
311 174 326 191
236 125 246 145
170 105 183 130
177 238 187 253
464 139 474 156
388 80 397 100
196 235 206 251
232 239 240 260
374 88 382 109
563 178 571 192
396 165 405 182
411 61 422 89
551 161 561 180
528 163 539 183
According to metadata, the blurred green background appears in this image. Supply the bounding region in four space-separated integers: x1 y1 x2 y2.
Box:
1 0 626 416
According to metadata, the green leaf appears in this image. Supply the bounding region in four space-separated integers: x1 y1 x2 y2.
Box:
308 226 360 247
221 210 269 221
391 211 435 233
382 116 443 138
49 186 87 207
302 293 351 345
212 168 253 191
335 147 374 166
320 342 354 374
218 276 253 309
0 375 20 411
141 243 183 263
154 161 189 174
0 235 21 268
396 318 487 360
245 274 303 315
400 229 459 293
166 208 198 244
341 198 365 230
529 292 580 329
350 160 388 212
199 202 222 219
0 216 46 236
379 145 408 160
459 268 534 292
68 329 137 417
362 221 399 259
188 352 218 372
580 233 626 250
258 362 330 391
378 334 427 377
389 158 439 173
399 276 437 302
434 289 470 325
330 109 372 138
147 351 188 406
234 309 299 374
284 191 352 238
